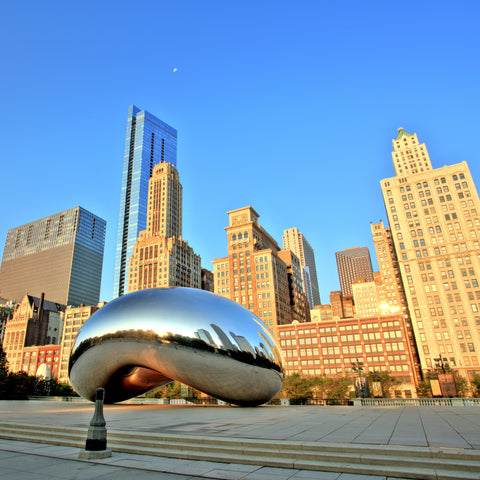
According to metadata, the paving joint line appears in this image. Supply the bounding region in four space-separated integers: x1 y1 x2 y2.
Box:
0 444 265 480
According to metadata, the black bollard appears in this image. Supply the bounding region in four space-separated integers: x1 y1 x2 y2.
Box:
78 388 112 459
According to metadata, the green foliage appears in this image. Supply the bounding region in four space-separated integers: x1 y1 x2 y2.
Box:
0 346 76 400
416 380 432 398
4 372 35 399
311 375 352 399
0 345 8 376
367 371 401 398
144 381 182 399
280 373 314 401
279 373 353 402
472 374 480 398
454 375 469 397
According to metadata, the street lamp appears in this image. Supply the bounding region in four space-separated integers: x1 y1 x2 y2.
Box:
352 359 369 398
351 359 364 376
433 355 449 373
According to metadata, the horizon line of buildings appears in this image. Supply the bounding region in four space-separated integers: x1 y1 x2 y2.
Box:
0 107 479 398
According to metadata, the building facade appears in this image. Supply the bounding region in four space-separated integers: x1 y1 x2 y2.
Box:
58 303 106 383
127 162 201 292
21 344 62 379
283 228 321 307
0 207 105 306
278 313 417 397
380 128 480 381
335 247 374 296
212 206 309 336
277 250 311 325
370 220 421 382
114 105 178 298
2 294 64 373
201 268 214 292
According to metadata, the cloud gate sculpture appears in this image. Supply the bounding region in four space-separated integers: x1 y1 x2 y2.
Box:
69 288 284 406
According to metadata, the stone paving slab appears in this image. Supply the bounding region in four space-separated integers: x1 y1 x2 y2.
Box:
0 401 480 480
1 401 480 449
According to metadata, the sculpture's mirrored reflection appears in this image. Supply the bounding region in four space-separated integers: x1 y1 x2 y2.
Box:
69 288 284 406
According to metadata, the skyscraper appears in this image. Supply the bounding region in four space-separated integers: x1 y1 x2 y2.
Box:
0 206 105 306
114 105 177 297
127 161 201 292
381 128 480 380
335 247 374 296
212 206 310 336
282 227 321 307
370 220 410 316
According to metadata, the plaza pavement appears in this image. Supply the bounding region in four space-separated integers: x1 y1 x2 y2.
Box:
0 400 479 479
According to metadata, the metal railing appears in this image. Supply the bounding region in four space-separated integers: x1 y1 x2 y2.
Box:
355 397 480 406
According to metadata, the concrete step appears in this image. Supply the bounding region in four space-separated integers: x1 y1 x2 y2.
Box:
0 422 479 480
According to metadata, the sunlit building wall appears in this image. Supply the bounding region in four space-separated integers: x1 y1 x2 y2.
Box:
58 303 106 383
278 313 417 397
283 227 321 307
127 161 201 292
213 206 309 337
380 128 480 380
3 294 64 373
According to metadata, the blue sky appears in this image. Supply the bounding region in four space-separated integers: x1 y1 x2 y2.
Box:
1 1 479 303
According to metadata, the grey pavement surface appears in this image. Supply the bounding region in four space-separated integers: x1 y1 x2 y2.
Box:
0 400 479 479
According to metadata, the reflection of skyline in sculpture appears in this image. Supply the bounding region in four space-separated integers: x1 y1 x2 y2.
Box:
69 288 283 407
230 332 256 356
194 329 215 347
194 326 257 358
209 323 237 351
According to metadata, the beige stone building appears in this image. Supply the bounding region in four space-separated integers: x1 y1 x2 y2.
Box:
370 220 421 382
128 162 201 292
58 303 106 383
212 206 309 336
380 128 480 382
351 278 382 318
3 294 64 374
278 249 311 325
282 227 321 307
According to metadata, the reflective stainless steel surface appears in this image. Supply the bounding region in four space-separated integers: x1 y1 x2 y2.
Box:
69 288 283 406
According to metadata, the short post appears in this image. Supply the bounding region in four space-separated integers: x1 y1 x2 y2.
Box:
78 388 112 459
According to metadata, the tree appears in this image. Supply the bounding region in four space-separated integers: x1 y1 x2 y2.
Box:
416 380 432 398
0 345 9 399
311 376 352 399
5 371 35 400
472 374 480 398
0 345 8 376
367 371 401 398
279 373 315 402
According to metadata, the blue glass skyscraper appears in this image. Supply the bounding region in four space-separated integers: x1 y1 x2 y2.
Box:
113 105 177 297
